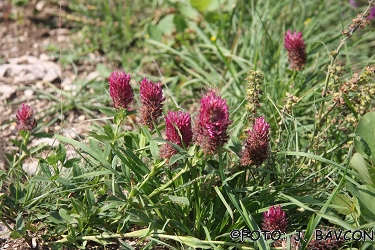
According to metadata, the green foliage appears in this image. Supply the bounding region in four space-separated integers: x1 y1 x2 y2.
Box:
354 111 375 162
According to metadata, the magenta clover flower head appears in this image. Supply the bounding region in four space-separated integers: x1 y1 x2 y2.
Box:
284 30 307 71
108 70 134 110
16 104 37 131
262 205 288 233
139 78 165 130
195 90 232 155
160 111 193 160
370 7 375 20
240 116 270 167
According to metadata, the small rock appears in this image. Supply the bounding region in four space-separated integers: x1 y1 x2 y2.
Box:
23 161 38 175
35 1 46 11
0 84 16 100
62 128 78 139
31 138 56 147
86 71 100 81
77 115 85 122
39 53 50 61
3 56 61 83
36 81 44 89
0 222 11 241
14 72 37 83
32 237 37 248
9 124 16 131
88 53 96 60
24 89 34 98
62 76 76 91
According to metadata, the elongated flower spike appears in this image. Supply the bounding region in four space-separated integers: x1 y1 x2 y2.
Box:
262 205 288 233
241 116 270 167
108 70 134 110
195 89 232 155
160 111 193 160
284 30 307 70
16 104 37 131
139 78 165 130
370 7 375 20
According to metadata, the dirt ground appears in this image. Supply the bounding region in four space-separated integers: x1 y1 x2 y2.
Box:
0 0 114 166
0 0 119 249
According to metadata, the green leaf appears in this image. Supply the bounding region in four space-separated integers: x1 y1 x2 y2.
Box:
31 176 50 182
99 107 116 117
355 112 375 162
147 25 162 41
55 135 117 176
150 140 159 158
103 125 114 140
350 153 375 186
63 158 81 168
114 109 128 126
214 186 233 223
10 231 22 239
56 177 73 186
86 189 95 207
48 211 64 224
96 63 112 78
347 183 375 223
169 153 187 165
39 161 52 177
56 144 67 163
173 14 187 32
190 0 211 12
33 132 53 138
59 208 78 225
205 11 229 23
72 170 112 179
15 213 24 231
167 195 190 206
158 14 175 34
331 193 352 216
176 2 199 19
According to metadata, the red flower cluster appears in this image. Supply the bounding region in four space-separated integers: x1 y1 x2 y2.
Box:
107 71 273 160
284 30 307 70
240 116 270 166
160 111 193 160
139 78 165 129
262 205 288 233
195 90 232 154
108 70 134 110
16 104 37 131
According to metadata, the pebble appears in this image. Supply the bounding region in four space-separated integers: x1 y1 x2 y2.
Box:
0 84 16 100
24 89 34 98
77 115 85 122
39 53 50 61
23 161 38 175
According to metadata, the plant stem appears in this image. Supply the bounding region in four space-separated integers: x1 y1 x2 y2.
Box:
148 165 189 198
311 0 374 149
